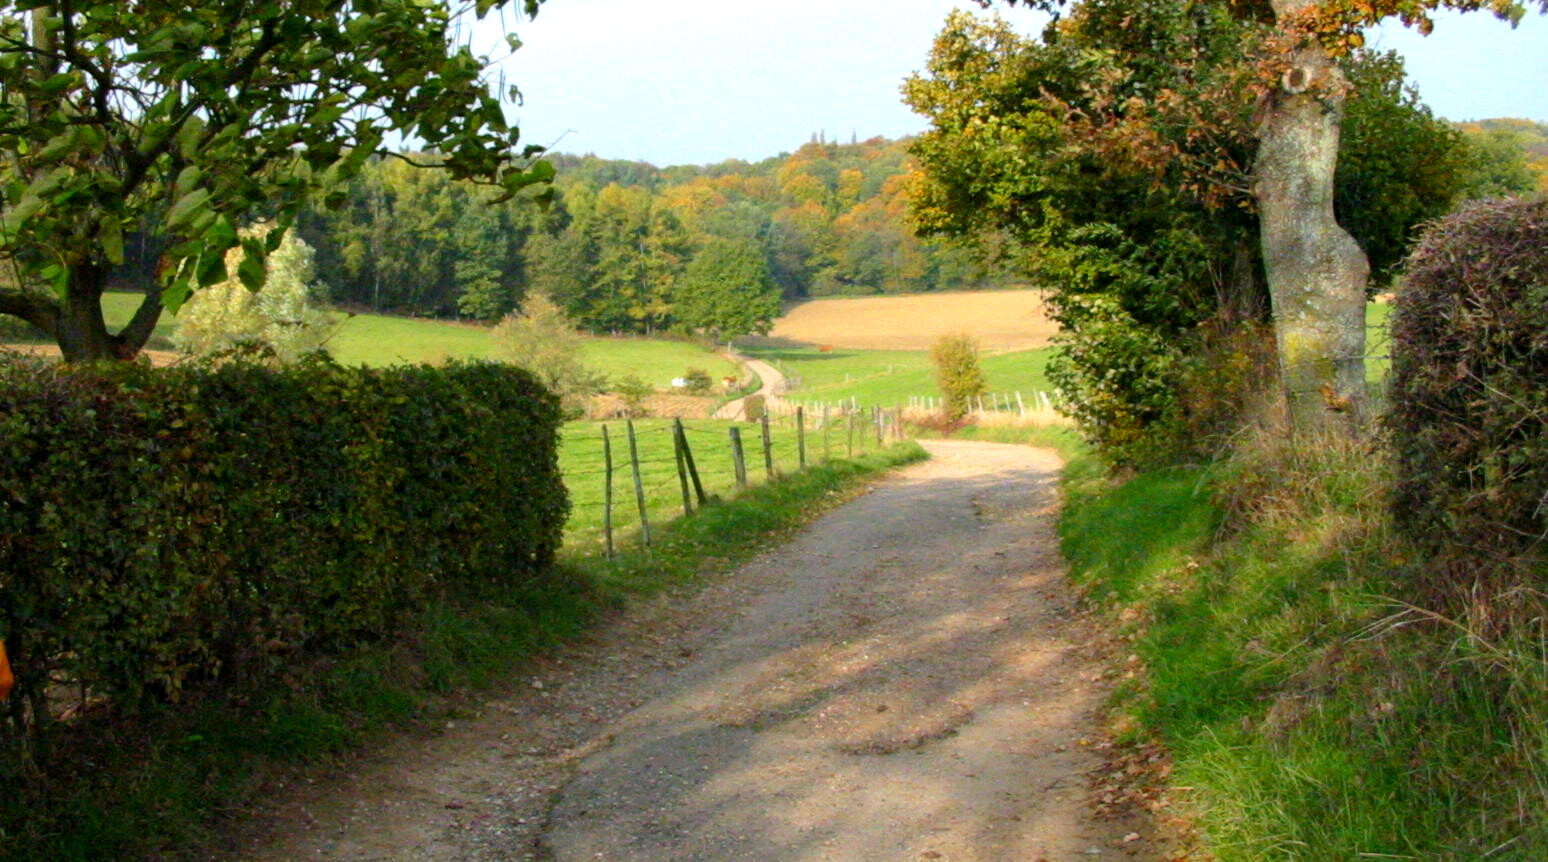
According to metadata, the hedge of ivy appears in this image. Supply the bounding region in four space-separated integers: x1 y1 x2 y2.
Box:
0 356 567 725
1389 196 1546 568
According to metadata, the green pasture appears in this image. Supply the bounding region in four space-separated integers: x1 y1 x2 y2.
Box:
324 312 736 384
741 344 1055 409
578 337 737 388
322 311 492 365
745 299 1392 408
1365 299 1392 382
559 414 889 554
94 292 735 385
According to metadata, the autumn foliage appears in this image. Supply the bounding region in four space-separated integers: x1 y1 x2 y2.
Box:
931 334 988 420
1389 196 1548 583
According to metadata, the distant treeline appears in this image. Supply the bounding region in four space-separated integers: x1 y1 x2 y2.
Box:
291 137 1011 331
1454 118 1548 194
101 137 1007 334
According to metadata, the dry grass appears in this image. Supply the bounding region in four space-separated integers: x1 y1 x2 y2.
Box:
765 289 1059 351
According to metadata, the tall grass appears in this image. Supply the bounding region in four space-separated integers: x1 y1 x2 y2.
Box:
1056 418 1547 858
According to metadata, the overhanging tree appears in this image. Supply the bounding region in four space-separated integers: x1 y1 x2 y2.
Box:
947 0 1541 427
0 0 554 362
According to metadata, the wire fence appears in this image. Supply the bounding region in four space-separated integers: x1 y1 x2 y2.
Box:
561 409 908 558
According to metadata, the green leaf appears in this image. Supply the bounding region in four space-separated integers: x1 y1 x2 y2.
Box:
238 238 268 292
205 214 238 249
165 188 212 231
195 246 228 287
33 128 80 164
176 118 206 159
37 73 75 95
161 274 193 314
40 263 68 300
1 193 45 239
98 216 125 266
174 165 204 198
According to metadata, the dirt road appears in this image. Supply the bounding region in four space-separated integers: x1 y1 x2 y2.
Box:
712 356 789 421
233 441 1159 861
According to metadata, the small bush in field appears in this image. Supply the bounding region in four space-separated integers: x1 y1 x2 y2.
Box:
614 374 653 417
931 333 987 420
493 291 605 416
1389 195 1547 573
682 367 713 394
174 224 330 362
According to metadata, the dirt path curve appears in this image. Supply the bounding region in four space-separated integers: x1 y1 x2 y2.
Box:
712 356 789 420
230 441 1160 861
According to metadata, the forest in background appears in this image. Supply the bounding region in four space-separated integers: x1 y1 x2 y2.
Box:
288 135 1010 334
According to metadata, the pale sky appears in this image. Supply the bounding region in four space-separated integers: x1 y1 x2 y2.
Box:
488 0 1548 168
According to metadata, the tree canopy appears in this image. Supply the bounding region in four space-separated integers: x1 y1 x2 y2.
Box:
955 0 1543 431
905 1 1505 459
674 235 782 340
0 0 553 361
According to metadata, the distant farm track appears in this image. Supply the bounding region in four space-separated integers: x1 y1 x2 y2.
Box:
769 289 1058 351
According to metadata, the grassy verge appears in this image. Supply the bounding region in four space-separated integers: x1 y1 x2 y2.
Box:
1051 427 1546 858
0 443 925 860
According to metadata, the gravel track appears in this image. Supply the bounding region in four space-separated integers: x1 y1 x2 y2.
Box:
230 440 1161 861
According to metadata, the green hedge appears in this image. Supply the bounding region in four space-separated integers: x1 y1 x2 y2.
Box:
0 356 567 726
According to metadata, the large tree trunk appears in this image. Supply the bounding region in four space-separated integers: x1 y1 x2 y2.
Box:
52 263 164 362
56 263 116 362
1254 19 1370 430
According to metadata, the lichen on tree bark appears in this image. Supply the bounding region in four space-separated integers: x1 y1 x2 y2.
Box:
1254 6 1371 429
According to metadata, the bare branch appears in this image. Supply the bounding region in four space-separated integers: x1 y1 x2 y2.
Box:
0 289 61 339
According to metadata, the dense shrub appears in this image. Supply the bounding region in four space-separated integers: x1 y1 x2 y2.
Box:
930 333 987 420
1389 196 1547 570
681 367 713 394
0 356 566 730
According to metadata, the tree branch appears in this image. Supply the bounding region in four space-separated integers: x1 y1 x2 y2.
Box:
0 288 61 339
112 286 163 357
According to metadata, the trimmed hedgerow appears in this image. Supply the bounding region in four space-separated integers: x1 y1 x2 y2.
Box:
1389 196 1547 569
0 355 566 729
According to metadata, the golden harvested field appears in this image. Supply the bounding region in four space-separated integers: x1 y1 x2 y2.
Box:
766 289 1058 351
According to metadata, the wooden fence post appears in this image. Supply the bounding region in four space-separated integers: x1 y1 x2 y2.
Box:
796 406 806 469
626 419 651 548
677 419 707 505
729 426 748 489
761 413 776 479
874 406 883 445
822 404 830 462
602 424 614 559
673 420 693 517
846 408 855 458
